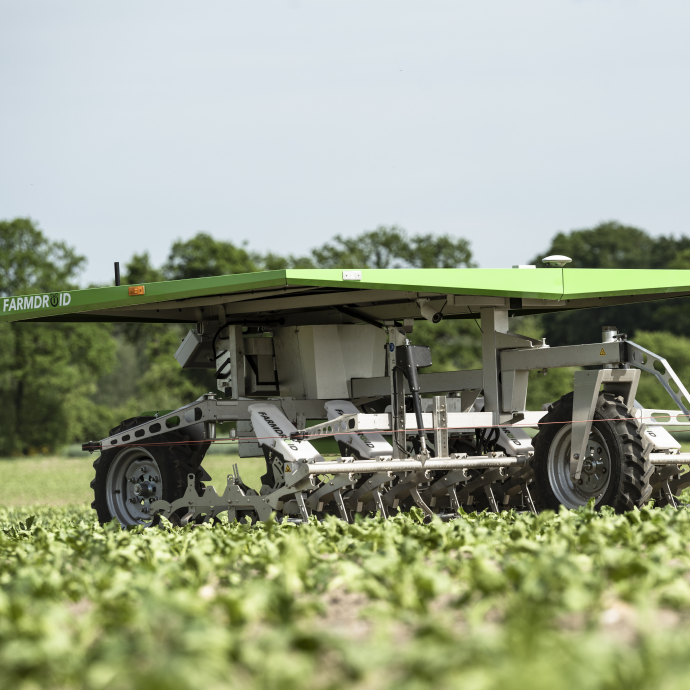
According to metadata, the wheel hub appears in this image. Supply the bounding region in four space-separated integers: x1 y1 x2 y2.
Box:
547 424 613 509
578 442 608 493
105 449 163 526
133 481 157 498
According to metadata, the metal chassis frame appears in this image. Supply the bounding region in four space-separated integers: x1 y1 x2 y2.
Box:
88 306 690 523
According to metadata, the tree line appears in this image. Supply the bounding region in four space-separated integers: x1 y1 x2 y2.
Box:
1 217 689 455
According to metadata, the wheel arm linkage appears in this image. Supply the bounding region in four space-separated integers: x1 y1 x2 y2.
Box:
570 340 690 481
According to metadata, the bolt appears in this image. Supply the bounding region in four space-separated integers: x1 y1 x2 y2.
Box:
153 476 159 482
602 467 607 474
149 497 155 503
128 477 136 483
578 479 583 485
141 466 148 472
597 447 602 453
573 453 580 460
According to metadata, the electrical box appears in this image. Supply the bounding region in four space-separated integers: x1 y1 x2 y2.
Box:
174 330 215 369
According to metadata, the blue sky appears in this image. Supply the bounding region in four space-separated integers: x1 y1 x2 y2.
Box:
1 0 689 283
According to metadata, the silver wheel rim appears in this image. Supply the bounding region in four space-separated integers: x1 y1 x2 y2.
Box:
547 423 612 509
106 447 163 526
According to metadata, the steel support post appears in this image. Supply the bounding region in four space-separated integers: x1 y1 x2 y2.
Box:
480 308 510 420
388 326 408 458
433 395 449 457
570 368 640 480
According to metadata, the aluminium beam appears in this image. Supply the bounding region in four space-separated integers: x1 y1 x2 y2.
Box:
351 368 483 398
650 453 690 465
501 341 627 371
306 455 526 475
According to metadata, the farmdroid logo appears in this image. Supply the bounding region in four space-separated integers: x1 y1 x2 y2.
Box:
3 292 72 312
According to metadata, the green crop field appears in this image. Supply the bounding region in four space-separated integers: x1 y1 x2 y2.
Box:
4 476 690 689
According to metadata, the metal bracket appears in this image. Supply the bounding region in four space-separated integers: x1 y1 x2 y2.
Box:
333 489 350 522
626 341 690 417
570 368 640 480
294 492 310 521
494 331 546 350
432 395 449 458
150 473 273 524
409 485 435 519
342 471 391 512
305 474 355 511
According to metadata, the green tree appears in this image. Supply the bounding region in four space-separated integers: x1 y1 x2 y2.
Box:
632 331 690 410
123 251 164 284
104 251 217 418
311 225 476 269
164 232 258 280
532 222 690 346
0 219 116 455
0 217 85 294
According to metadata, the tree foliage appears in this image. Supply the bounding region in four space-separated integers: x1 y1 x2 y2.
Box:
533 222 690 346
142 225 476 278
0 219 116 455
0 218 85 296
163 232 258 280
310 225 476 269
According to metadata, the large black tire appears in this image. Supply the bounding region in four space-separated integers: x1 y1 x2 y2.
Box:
91 416 211 527
531 391 653 512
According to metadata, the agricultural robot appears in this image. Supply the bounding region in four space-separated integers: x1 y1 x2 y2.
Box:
5 258 690 526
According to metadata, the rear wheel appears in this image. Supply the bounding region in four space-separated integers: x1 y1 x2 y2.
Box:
531 391 652 512
91 416 210 527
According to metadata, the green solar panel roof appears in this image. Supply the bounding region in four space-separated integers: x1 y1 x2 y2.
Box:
3 267 690 326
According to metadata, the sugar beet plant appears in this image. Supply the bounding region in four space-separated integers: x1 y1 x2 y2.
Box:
3 506 690 689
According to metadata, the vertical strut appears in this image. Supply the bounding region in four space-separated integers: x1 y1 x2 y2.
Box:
661 481 678 509
295 492 310 522
485 484 499 513
333 490 350 522
448 485 460 512
522 483 537 514
410 486 435 519
372 488 388 519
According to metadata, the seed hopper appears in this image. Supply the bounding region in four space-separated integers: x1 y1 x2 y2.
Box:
5 261 690 525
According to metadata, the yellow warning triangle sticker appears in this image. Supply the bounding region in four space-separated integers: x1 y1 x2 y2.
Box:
600 348 606 356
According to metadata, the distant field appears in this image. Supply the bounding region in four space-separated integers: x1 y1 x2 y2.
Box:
0 449 265 507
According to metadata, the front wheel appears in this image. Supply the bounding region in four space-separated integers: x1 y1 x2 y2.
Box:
531 391 653 512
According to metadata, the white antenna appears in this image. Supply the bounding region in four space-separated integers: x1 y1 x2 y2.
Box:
542 255 572 268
